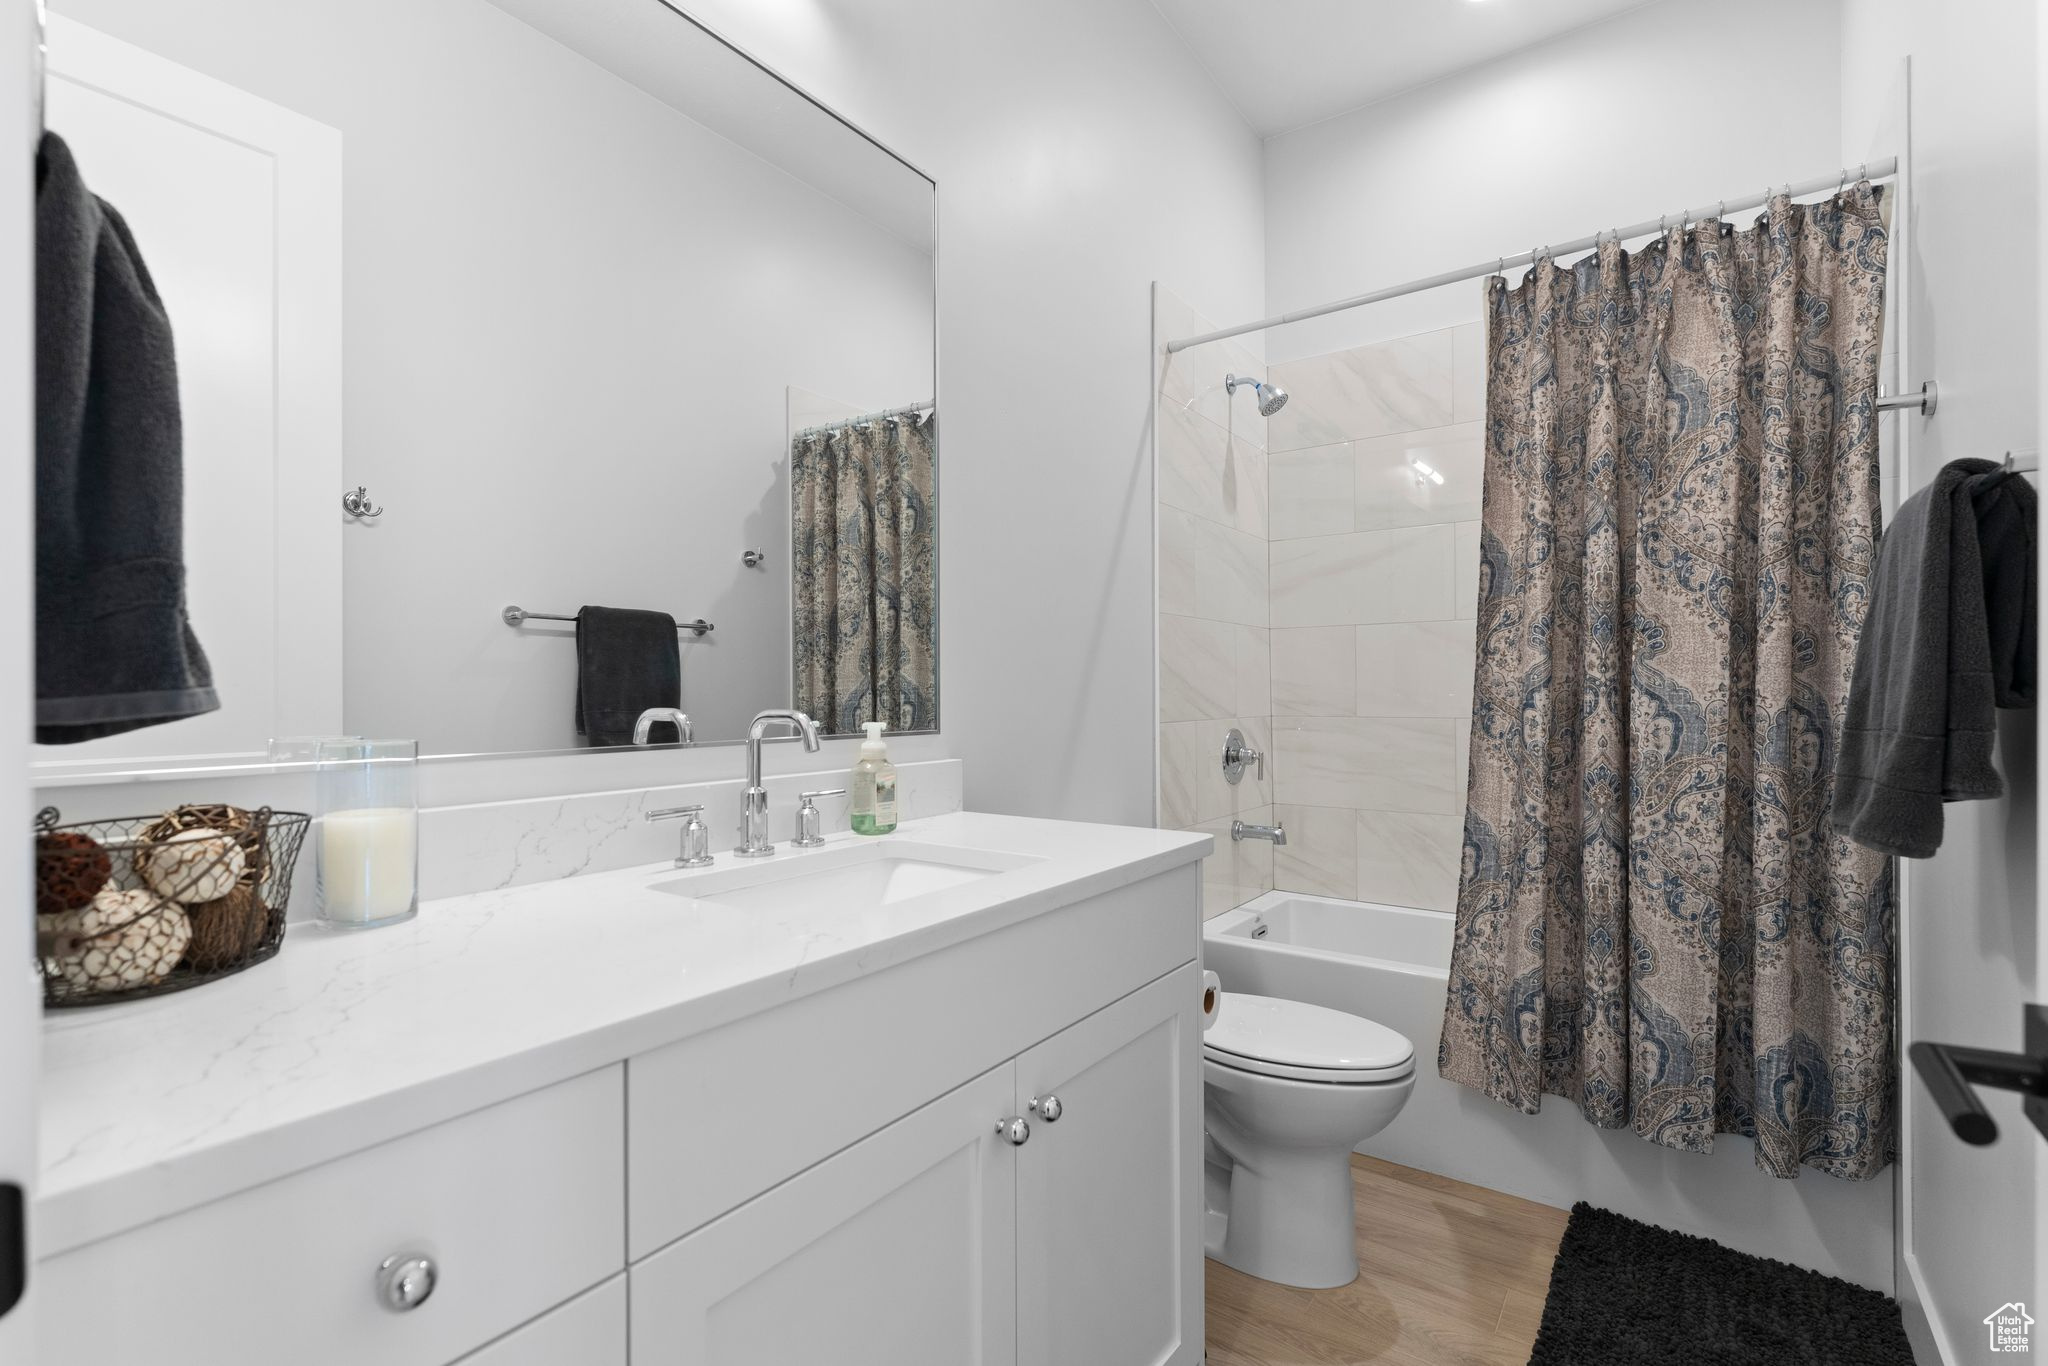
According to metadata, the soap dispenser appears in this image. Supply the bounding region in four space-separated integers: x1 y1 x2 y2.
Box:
850 722 899 835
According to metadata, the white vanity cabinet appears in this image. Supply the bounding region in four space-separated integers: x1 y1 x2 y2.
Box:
630 1064 1020 1364
629 963 1202 1366
35 825 1210 1366
36 1065 626 1366
1015 968 1201 1366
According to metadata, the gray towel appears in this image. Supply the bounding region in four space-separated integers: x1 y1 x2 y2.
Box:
35 132 217 743
1833 458 2036 857
574 606 682 747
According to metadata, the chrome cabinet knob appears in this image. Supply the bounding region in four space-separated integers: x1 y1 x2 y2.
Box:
997 1116 1031 1146
1029 1094 1063 1123
377 1252 437 1312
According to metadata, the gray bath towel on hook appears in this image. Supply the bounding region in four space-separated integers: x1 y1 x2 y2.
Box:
1833 457 2037 857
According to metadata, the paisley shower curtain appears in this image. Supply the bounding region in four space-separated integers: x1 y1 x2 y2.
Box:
791 410 937 734
1439 184 1896 1180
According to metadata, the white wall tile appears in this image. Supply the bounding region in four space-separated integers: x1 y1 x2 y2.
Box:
1161 506 1267 626
1269 535 1363 628
1159 399 1267 538
1160 614 1236 722
1269 443 1355 539
1271 524 1454 627
1158 291 1266 440
1273 716 1458 813
1452 321 1486 425
1454 520 1481 619
1272 803 1357 900
1356 809 1462 912
1455 717 1472 809
1352 422 1483 531
1356 620 1476 718
1162 719 1236 827
1235 627 1271 718
1267 331 1456 450
1271 626 1356 716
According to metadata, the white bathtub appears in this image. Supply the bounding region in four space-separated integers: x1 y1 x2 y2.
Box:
1204 892 1452 1176
1201 889 1895 1290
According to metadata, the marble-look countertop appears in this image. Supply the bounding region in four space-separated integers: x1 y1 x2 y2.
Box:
37 812 1209 1258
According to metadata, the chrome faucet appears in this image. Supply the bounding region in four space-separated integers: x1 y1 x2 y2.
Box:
1231 819 1287 847
737 709 822 857
632 707 694 746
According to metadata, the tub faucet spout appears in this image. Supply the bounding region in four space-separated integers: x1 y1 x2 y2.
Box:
1231 820 1287 847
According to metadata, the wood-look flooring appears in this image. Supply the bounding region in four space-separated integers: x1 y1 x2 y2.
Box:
1206 1155 1569 1366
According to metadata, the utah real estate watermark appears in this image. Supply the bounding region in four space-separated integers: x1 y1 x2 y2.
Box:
1985 1303 2034 1353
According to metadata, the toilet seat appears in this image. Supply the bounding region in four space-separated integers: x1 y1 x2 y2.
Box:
1204 992 1414 1084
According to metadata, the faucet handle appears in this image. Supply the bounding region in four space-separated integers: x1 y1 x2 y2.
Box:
792 790 847 848
647 805 714 868
1221 727 1264 784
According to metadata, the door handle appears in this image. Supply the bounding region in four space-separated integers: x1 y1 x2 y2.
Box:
1908 1004 2048 1146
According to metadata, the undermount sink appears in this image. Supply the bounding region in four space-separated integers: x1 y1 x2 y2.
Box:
655 840 1041 917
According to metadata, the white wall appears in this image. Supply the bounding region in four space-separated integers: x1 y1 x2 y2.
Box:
51 0 934 753
675 0 1268 826
1261 0 1843 360
1840 2 2043 1360
1251 0 1905 1292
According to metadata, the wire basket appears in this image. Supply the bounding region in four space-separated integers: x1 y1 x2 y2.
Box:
33 804 309 1009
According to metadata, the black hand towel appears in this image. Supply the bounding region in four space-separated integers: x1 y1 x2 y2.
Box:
1967 465 2036 707
35 132 218 743
1833 458 2033 857
574 607 682 747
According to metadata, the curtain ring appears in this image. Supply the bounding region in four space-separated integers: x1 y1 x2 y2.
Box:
1836 166 1849 196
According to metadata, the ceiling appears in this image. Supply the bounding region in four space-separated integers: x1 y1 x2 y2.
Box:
1151 0 1656 137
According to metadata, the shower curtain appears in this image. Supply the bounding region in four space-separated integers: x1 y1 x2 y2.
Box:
791 410 937 734
1439 184 1895 1180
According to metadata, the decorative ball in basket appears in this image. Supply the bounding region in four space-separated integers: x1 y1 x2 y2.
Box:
32 804 309 1008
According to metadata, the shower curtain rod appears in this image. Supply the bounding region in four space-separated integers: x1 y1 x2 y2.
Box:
793 400 934 441
1164 157 1899 353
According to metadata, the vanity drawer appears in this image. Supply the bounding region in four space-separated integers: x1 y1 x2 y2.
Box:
628 865 1196 1258
457 1274 627 1366
37 1065 626 1366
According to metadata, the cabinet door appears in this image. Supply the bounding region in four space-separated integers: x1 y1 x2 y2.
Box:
456 1276 626 1366
631 1063 1017 1366
1016 965 1202 1366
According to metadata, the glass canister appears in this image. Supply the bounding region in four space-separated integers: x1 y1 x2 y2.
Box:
315 738 419 929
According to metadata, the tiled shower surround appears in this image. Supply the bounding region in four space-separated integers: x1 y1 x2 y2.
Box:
1156 286 1483 918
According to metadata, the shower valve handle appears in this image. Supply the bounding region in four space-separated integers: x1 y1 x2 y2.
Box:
1221 728 1263 785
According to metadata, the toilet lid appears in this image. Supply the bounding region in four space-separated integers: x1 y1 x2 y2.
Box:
1204 992 1414 1082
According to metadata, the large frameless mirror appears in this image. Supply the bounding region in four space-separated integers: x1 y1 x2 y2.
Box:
34 0 936 779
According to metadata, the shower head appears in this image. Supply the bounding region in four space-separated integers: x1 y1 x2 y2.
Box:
1225 373 1288 417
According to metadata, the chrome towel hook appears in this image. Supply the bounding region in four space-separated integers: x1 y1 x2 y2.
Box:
341 486 384 518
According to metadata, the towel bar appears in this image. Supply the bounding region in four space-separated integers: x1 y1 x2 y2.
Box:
502 606 713 637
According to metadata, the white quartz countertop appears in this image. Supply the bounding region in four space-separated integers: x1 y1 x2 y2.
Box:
36 812 1209 1257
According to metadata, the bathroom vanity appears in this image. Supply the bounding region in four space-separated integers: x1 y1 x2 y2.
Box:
34 814 1210 1366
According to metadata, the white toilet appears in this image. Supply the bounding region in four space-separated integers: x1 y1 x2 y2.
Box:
1202 991 1416 1289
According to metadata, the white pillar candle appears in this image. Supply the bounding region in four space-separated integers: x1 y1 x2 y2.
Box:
319 807 418 924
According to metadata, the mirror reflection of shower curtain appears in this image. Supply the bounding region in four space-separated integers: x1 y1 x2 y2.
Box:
791 411 937 734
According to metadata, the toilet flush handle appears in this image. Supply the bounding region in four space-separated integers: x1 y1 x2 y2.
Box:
1029 1094 1064 1123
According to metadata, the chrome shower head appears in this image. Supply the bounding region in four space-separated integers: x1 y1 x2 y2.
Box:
1225 373 1288 417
